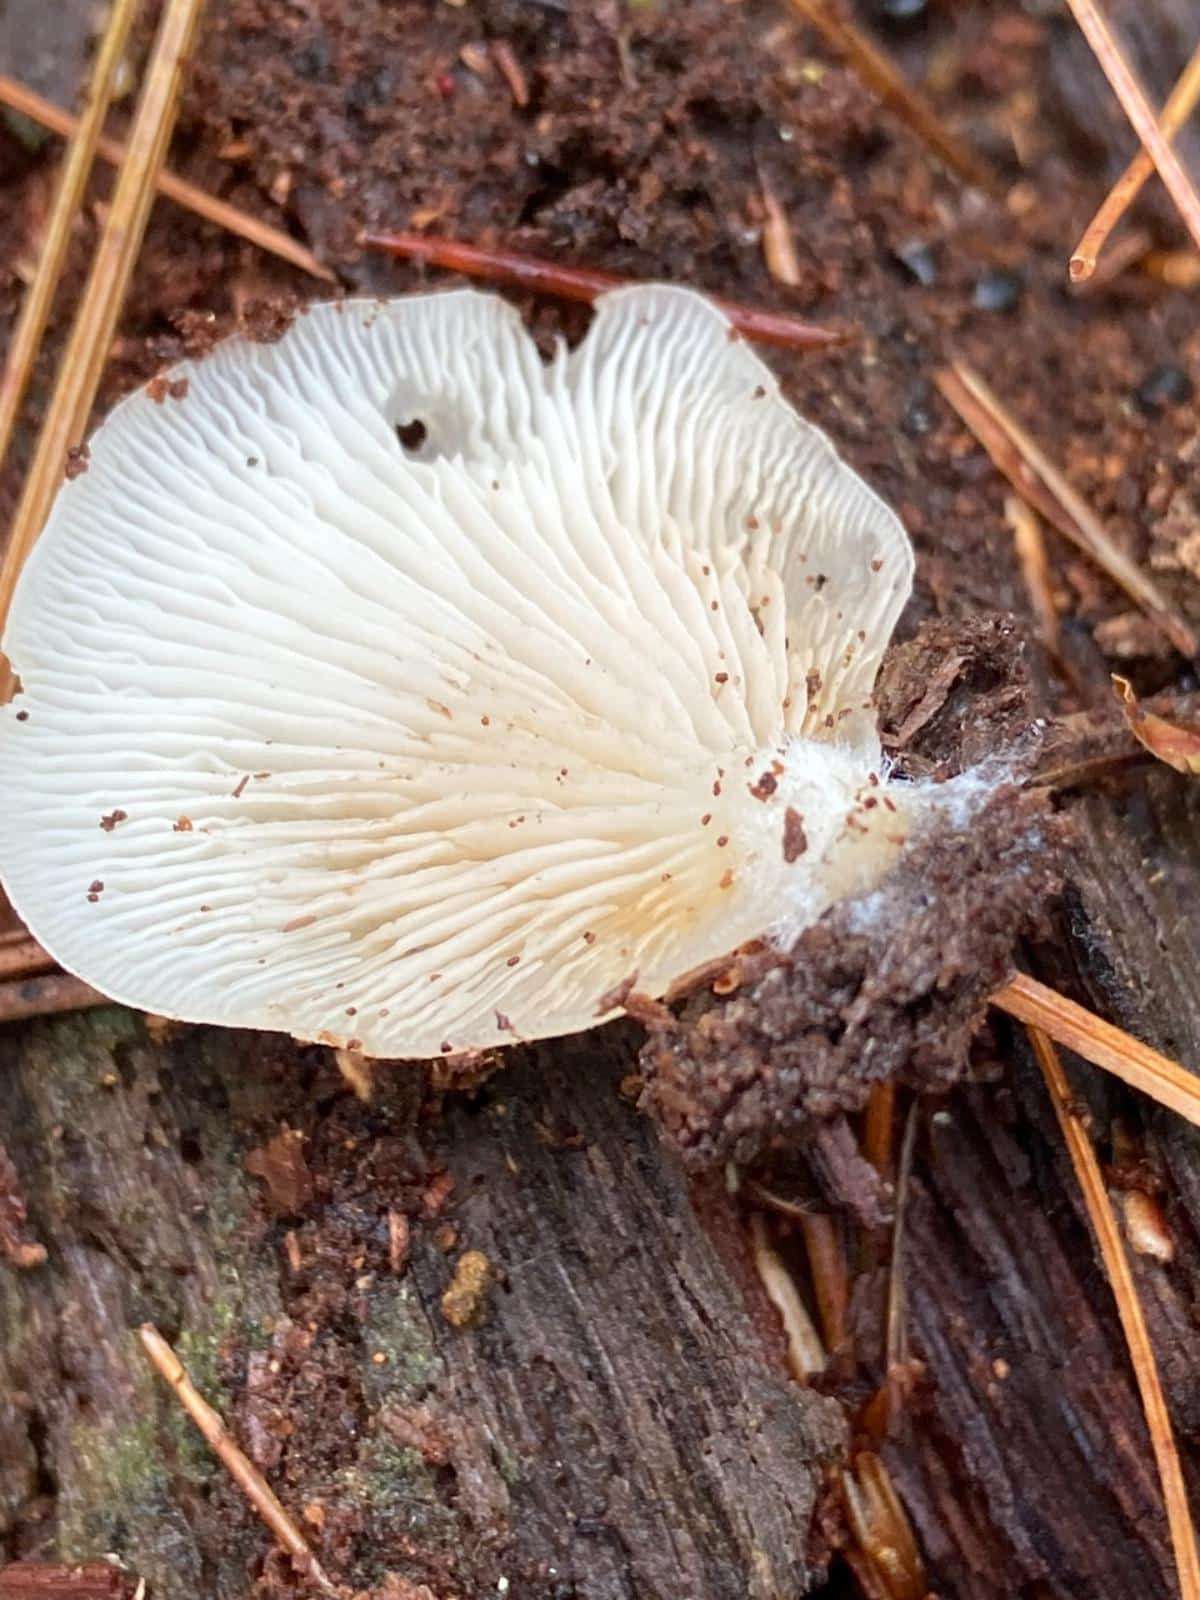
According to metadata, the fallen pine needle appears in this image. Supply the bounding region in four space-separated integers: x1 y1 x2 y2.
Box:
1005 492 1061 658
138 1325 337 1595
0 0 207 692
1064 0 1200 261
784 0 998 193
1069 225 1154 294
1028 1025 1200 1600
995 973 1200 1128
841 1451 927 1600
936 359 1198 660
0 74 335 286
0 0 142 475
1071 39 1200 282
361 230 849 351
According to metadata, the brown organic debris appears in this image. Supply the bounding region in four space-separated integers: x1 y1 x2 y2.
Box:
245 1126 316 1216
440 1249 493 1328
0 972 108 1024
1112 676 1200 775
759 175 802 288
841 1451 927 1600
1005 494 1060 659
640 779 1061 1167
996 974 1200 1130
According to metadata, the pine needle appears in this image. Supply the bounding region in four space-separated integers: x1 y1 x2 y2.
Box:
995 973 1200 1128
784 0 998 193
1064 0 1200 262
1028 1025 1200 1600
0 72 335 286
936 359 1198 660
1071 40 1200 282
139 1324 338 1594
0 0 208 694
362 230 849 351
0 0 143 475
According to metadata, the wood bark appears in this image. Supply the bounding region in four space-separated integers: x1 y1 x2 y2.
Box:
0 1018 843 1598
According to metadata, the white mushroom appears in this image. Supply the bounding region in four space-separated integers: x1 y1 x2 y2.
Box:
0 285 917 1058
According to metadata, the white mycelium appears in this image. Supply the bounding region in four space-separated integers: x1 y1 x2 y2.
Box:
0 286 917 1057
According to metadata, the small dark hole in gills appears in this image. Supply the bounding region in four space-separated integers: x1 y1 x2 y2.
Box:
395 418 428 451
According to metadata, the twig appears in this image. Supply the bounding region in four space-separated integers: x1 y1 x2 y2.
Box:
0 0 143 475
784 0 998 193
0 75 335 286
361 231 849 351
0 973 108 1023
138 1325 338 1594
995 973 1200 1127
0 0 208 691
936 360 1198 660
1064 0 1200 261
1071 40 1200 282
1028 1025 1200 1600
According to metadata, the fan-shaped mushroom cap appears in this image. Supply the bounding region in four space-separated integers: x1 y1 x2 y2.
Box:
0 286 915 1057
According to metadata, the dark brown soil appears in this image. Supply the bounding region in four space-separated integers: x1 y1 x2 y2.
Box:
4 2 1200 1598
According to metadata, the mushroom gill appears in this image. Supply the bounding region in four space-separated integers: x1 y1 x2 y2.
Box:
0 286 915 1057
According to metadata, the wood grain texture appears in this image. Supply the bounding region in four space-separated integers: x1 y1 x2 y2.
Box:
0 1014 841 1598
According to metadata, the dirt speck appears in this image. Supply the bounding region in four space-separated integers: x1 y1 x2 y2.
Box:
782 808 808 863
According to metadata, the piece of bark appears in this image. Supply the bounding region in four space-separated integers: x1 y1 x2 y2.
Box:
0 1012 842 1598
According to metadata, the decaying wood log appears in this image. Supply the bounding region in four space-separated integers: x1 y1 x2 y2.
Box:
0 1013 842 1598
